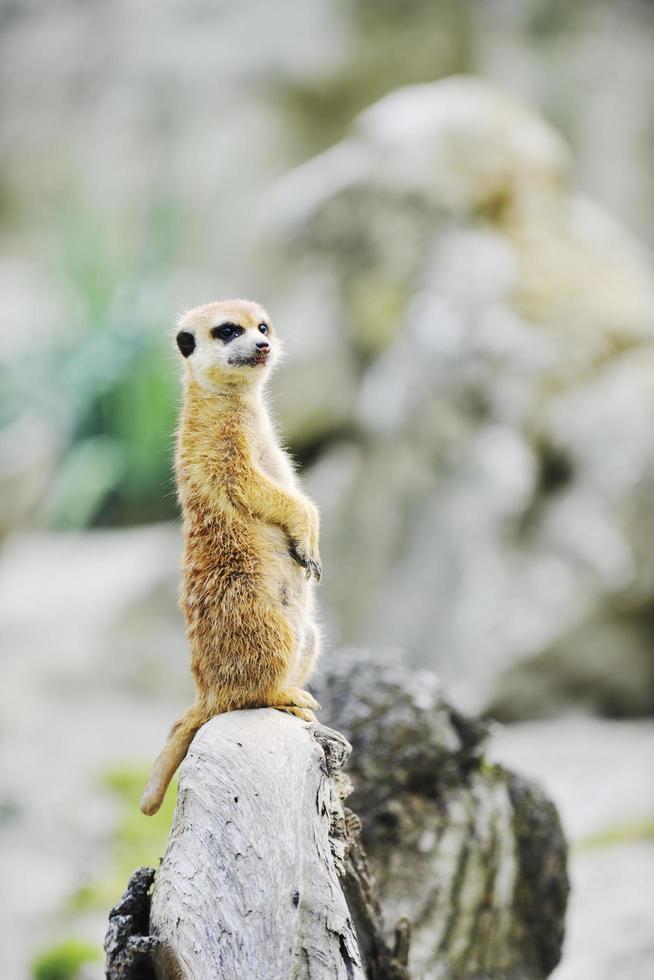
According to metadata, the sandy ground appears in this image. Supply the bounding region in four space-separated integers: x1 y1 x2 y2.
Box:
1 527 653 979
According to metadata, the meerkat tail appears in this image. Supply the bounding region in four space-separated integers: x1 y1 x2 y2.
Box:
140 703 212 816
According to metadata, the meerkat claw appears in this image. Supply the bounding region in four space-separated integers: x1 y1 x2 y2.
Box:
289 545 322 582
277 705 317 723
289 543 307 568
273 687 320 711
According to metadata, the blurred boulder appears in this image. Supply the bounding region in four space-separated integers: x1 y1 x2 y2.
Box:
488 606 654 721
0 414 58 537
266 75 654 712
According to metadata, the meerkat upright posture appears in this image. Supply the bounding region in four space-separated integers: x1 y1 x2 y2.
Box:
140 299 321 816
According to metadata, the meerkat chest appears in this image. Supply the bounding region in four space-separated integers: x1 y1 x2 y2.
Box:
251 419 297 490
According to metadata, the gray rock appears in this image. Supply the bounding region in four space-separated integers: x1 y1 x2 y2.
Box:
488 610 654 721
314 649 569 979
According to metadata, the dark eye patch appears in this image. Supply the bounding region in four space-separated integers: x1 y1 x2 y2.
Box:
211 322 244 343
176 331 196 358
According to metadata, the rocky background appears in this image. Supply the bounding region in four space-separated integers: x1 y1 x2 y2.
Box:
1 1 654 978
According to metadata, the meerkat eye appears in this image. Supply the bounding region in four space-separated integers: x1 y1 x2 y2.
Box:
176 330 196 358
258 323 268 335
211 322 243 343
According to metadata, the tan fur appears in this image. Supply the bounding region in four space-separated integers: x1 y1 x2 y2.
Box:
140 299 321 816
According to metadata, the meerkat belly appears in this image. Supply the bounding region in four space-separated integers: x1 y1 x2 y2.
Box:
181 509 259 620
181 504 306 642
250 435 309 615
255 520 308 614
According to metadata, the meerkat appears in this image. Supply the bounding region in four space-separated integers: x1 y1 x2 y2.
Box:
140 299 321 816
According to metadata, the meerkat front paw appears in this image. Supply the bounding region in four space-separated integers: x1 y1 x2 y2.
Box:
271 686 319 723
277 705 317 722
288 501 321 580
289 542 322 581
272 686 320 711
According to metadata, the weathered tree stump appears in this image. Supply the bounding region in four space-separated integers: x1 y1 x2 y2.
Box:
106 709 407 979
105 650 568 979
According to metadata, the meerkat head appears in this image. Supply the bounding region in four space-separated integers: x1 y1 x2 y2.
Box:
175 299 280 389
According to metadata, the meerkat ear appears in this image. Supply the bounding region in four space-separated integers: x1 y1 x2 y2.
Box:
176 331 196 358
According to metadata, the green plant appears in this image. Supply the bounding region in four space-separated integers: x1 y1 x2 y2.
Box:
578 814 654 851
71 764 176 911
31 939 100 980
0 197 184 528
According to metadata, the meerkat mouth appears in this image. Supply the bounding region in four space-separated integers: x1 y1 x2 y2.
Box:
228 352 270 368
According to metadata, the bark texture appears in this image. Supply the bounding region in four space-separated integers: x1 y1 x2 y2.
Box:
104 866 157 980
105 650 568 979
